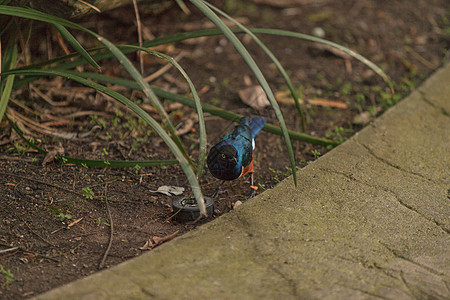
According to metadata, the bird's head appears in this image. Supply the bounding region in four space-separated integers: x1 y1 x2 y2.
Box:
216 145 238 167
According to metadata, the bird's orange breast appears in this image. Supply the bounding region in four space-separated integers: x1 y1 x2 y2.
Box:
240 157 254 178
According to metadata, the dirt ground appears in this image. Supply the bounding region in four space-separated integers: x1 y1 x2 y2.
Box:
0 0 448 298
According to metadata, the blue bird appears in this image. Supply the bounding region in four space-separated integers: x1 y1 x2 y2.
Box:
207 116 266 196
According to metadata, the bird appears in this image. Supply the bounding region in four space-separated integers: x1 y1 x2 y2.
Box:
207 116 266 197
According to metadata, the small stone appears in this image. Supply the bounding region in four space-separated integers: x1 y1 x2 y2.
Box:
233 201 243 208
312 27 325 38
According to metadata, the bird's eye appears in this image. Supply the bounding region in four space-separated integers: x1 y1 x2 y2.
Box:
221 154 226 159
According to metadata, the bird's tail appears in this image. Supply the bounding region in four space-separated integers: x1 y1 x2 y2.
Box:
244 116 266 138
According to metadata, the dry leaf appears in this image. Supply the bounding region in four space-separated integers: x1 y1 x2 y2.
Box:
152 230 179 247
8 108 101 140
232 200 243 208
243 75 252 86
180 17 249 31
310 43 353 73
67 217 83 228
353 111 371 125
153 185 185 196
353 107 382 125
311 43 351 60
275 90 304 106
175 119 194 136
252 0 324 7
198 85 210 95
42 146 65 166
139 230 180 251
239 85 270 111
138 239 153 251
163 73 189 91
307 98 348 109
167 102 184 112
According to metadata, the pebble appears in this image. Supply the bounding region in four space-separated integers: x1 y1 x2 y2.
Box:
312 27 325 38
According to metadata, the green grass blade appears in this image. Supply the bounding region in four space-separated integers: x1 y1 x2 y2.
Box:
248 28 394 92
0 74 15 123
0 43 17 123
153 86 340 147
53 23 101 70
0 5 191 166
121 45 207 179
50 70 338 147
149 28 393 91
6 114 47 153
189 0 298 186
96 37 194 169
0 5 91 32
7 116 178 168
3 68 207 215
0 13 14 38
174 0 190 14
90 28 393 90
60 157 178 168
1 33 17 73
0 5 206 212
205 2 306 132
15 27 392 92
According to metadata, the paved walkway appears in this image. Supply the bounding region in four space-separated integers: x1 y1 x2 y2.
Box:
36 64 449 299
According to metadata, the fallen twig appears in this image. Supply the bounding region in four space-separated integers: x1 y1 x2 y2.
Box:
76 0 101 12
0 242 59 262
86 178 120 189
307 98 348 109
132 0 144 75
0 246 19 254
0 172 84 198
68 217 83 228
99 183 114 269
139 230 179 250
30 84 70 106
19 215 56 247
144 52 186 83
7 108 90 140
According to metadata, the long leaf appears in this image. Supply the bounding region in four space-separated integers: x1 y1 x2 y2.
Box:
53 23 100 70
153 85 340 147
7 116 178 168
6 5 389 100
0 5 206 214
190 0 298 186
50 70 338 147
0 5 192 166
13 27 392 93
0 74 15 123
249 28 394 92
0 43 17 123
96 37 194 169
121 45 207 179
0 5 91 31
37 27 392 93
3 68 207 216
155 88 340 147
61 157 178 168
205 2 306 132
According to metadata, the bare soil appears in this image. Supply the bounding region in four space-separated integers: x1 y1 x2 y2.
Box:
0 0 448 298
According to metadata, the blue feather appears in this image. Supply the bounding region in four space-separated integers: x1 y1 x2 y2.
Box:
207 116 266 181
247 116 266 138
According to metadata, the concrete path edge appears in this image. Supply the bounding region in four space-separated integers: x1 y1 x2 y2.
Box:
35 64 450 299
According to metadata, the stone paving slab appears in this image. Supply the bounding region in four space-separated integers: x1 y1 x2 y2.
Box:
36 64 450 299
